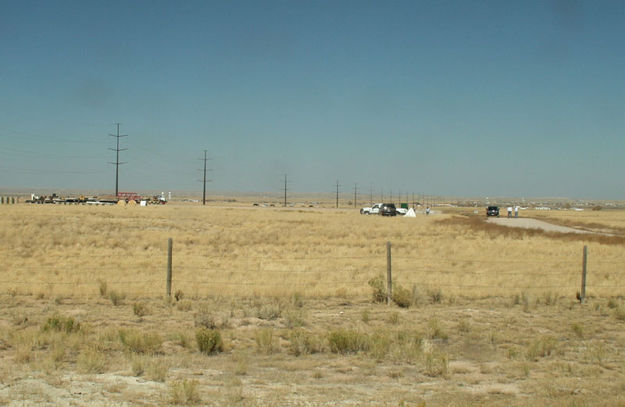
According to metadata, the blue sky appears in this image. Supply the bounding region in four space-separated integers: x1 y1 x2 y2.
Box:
0 0 623 199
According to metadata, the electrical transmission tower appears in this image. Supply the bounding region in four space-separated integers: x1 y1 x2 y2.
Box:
335 179 340 208
353 183 358 208
109 123 127 197
198 150 212 205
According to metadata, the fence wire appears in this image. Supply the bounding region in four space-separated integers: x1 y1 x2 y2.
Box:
1 245 624 297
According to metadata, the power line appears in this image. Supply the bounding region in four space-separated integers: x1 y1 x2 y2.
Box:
109 123 127 196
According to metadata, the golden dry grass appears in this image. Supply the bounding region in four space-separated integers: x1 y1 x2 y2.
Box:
1 204 625 299
2 203 625 405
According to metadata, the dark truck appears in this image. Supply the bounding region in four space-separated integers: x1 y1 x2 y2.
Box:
486 206 500 217
379 203 397 216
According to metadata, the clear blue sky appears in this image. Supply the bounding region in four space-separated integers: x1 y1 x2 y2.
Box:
1 0 623 199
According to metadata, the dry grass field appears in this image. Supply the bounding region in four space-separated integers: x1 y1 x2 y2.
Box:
1 203 625 405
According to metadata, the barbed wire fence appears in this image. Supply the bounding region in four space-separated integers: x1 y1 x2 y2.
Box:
2 239 625 301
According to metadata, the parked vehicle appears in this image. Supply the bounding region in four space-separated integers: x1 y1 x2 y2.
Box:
486 206 500 217
379 203 397 216
360 203 383 215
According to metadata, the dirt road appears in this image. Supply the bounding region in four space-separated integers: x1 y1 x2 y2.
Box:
487 217 592 234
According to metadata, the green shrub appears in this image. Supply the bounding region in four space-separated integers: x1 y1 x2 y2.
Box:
42 314 81 333
368 275 386 303
196 329 223 355
119 329 163 354
327 329 370 354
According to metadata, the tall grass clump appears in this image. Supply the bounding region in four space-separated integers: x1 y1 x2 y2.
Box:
368 275 386 303
424 351 449 377
256 303 282 320
194 304 229 329
42 314 81 334
119 329 163 354
428 288 443 304
327 329 370 354
133 302 149 317
427 318 449 341
289 329 323 356
392 284 412 308
195 329 223 355
109 290 126 306
526 336 558 361
168 379 201 405
77 348 108 373
98 279 107 297
255 328 278 354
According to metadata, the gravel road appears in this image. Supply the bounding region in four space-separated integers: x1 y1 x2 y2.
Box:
487 217 592 234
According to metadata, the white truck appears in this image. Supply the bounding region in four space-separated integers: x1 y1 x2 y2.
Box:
360 203 383 215
360 203 408 215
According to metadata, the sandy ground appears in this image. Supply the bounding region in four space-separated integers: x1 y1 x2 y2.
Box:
487 217 591 234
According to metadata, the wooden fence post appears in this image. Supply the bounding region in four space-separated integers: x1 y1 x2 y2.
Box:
581 245 587 303
387 241 392 305
167 238 173 299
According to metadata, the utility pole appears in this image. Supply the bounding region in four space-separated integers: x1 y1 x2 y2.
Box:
283 174 288 207
353 183 357 208
369 184 373 206
335 179 340 208
199 150 212 205
109 123 127 197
